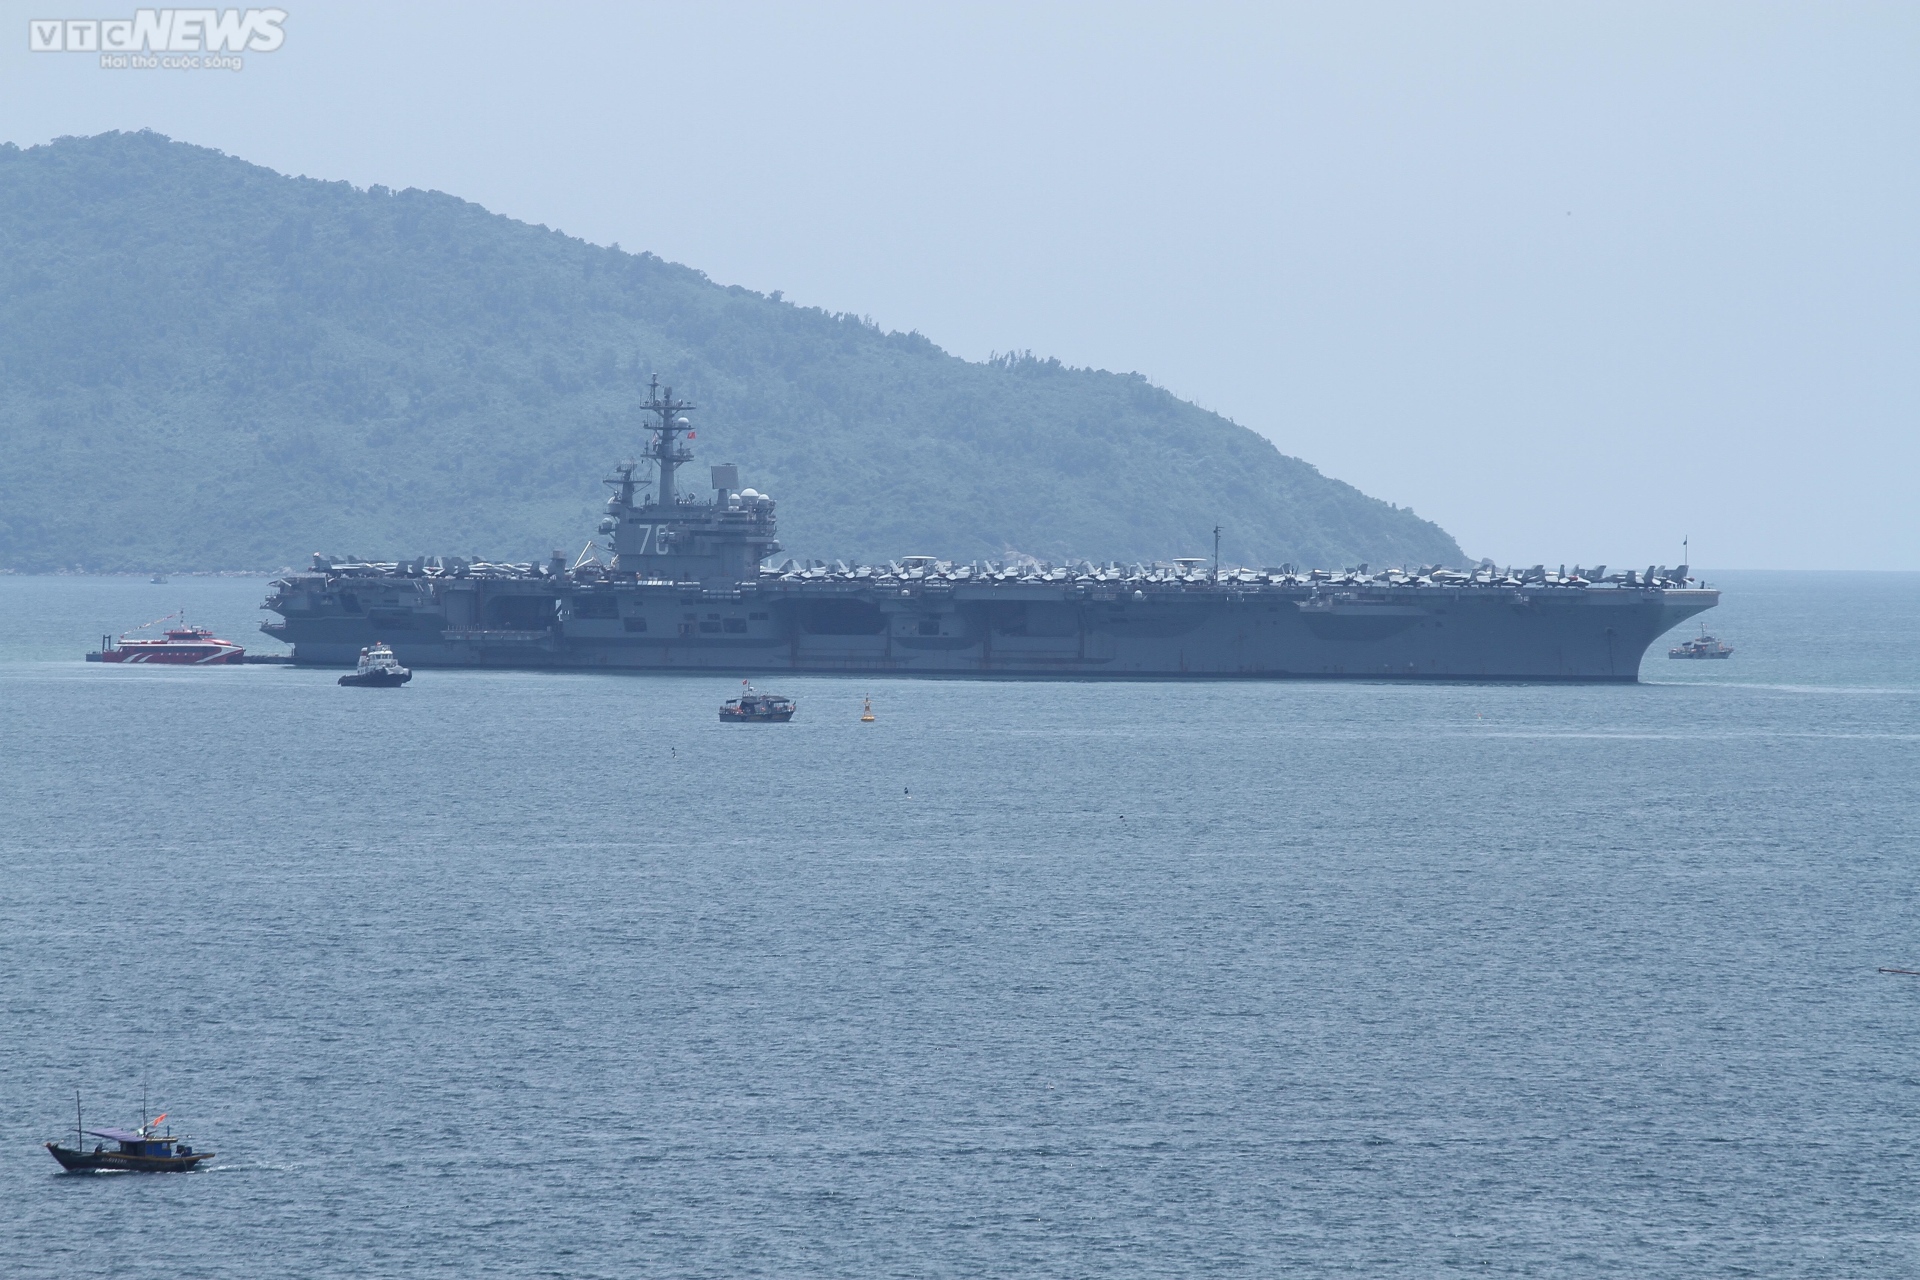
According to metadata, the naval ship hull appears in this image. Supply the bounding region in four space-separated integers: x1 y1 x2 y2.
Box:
262 375 1716 681
262 577 1716 681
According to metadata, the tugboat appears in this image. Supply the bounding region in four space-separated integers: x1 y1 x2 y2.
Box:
86 614 244 664
1669 627 1734 659
44 1097 212 1173
338 641 412 687
720 679 796 722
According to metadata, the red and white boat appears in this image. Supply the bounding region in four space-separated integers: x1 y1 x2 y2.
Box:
87 616 246 665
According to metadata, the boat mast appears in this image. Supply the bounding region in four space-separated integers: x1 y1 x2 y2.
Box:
642 375 697 509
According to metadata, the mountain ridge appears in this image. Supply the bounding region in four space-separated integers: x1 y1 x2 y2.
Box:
0 130 1465 573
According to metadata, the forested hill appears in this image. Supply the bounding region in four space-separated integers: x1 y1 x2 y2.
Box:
0 131 1465 573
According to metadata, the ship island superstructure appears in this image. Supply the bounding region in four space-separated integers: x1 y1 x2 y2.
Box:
261 378 1717 680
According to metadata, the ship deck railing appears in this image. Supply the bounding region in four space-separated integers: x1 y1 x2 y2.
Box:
753 574 1693 594
283 561 1701 594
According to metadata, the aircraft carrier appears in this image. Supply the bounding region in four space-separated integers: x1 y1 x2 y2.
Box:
261 379 1717 680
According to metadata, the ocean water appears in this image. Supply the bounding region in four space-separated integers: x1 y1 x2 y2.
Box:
2 571 1917 1278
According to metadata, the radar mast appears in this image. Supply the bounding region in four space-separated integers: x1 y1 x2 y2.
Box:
642 375 696 508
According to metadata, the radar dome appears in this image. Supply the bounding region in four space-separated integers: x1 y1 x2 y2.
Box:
674 417 690 427
741 488 760 500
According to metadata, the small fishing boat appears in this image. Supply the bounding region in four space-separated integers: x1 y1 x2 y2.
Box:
339 641 412 687
721 680 795 722
45 1098 211 1173
1669 628 1733 659
86 613 244 664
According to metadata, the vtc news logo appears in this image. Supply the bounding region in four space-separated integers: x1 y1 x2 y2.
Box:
29 9 287 65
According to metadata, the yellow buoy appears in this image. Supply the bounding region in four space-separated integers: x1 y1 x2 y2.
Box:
860 696 876 723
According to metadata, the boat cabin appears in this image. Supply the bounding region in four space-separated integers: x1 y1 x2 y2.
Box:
87 1127 192 1159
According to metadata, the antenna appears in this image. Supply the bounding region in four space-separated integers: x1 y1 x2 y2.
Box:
1212 525 1222 584
641 374 697 509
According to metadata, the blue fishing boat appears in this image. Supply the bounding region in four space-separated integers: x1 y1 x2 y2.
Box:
44 1096 211 1172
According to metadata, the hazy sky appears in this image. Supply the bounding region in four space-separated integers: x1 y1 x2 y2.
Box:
5 1 1915 568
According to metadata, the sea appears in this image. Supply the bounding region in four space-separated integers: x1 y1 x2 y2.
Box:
2 570 1917 1278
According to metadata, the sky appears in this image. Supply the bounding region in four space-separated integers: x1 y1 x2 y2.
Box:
3 1 1916 569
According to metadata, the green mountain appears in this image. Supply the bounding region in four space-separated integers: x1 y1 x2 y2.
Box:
0 131 1464 573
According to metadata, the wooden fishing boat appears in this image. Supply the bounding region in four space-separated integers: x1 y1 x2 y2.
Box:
45 1099 211 1172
